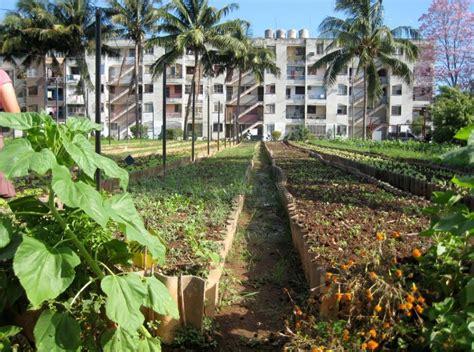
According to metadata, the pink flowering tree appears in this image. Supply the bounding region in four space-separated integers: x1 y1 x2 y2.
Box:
419 0 474 89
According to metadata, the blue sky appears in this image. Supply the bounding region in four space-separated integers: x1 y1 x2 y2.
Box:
1 0 472 37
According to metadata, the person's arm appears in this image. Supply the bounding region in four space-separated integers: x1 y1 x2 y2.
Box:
0 82 20 113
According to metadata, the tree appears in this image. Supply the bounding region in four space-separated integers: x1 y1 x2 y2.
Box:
431 86 474 143
419 0 474 89
108 0 164 138
312 0 420 139
205 22 280 142
148 0 242 154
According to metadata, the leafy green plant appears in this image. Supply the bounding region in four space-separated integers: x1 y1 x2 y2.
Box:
287 125 310 141
130 124 149 139
271 130 282 141
0 112 178 351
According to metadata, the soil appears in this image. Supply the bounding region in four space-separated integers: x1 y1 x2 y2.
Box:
211 144 307 351
266 142 431 268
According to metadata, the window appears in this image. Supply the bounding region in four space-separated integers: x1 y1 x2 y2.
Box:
144 84 153 93
110 123 118 130
307 106 316 114
213 103 220 112
295 86 305 95
27 68 38 78
100 64 105 75
338 84 348 95
265 84 275 94
28 86 38 96
174 105 181 113
144 103 153 113
70 66 80 75
101 84 104 93
337 125 347 136
144 47 154 55
308 125 326 136
308 66 318 75
391 105 402 115
265 104 275 114
214 84 223 94
128 48 135 58
316 43 324 55
186 66 195 75
267 124 275 133
185 85 191 94
213 123 223 132
392 85 402 95
337 104 347 115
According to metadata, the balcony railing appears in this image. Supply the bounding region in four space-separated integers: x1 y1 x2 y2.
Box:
286 114 304 119
287 74 305 81
307 115 326 120
286 94 305 100
166 112 182 118
308 93 326 100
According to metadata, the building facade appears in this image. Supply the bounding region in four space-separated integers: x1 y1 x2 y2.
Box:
0 31 433 140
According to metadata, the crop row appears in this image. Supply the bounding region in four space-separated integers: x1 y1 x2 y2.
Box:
129 142 256 277
294 141 464 191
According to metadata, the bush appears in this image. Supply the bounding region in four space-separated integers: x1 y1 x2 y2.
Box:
130 124 149 139
271 131 282 141
431 86 474 143
288 125 310 141
160 128 183 140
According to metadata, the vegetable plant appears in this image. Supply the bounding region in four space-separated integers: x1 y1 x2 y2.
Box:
0 112 178 351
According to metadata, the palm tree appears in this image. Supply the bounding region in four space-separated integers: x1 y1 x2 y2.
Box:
108 0 164 138
205 23 280 142
1 0 59 110
149 0 242 160
49 0 117 119
312 0 420 139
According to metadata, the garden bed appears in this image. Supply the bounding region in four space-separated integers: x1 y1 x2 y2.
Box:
265 142 432 331
129 143 257 342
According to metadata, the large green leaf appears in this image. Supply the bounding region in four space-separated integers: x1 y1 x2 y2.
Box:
0 139 57 178
13 236 80 308
0 112 46 130
34 310 81 352
101 327 139 352
52 165 109 228
95 154 129 190
101 273 146 333
143 276 179 319
65 117 102 133
106 194 165 262
136 336 162 352
0 218 12 249
454 125 474 142
62 134 97 180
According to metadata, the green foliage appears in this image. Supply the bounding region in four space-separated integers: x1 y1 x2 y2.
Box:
288 125 310 141
130 124 149 139
0 325 22 352
0 112 177 351
162 128 183 140
271 130 282 141
431 86 474 143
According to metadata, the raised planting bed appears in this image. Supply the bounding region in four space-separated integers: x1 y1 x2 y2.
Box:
265 142 434 348
292 141 474 208
128 142 257 342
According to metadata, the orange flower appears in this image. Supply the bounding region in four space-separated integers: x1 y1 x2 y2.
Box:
369 329 377 337
366 289 373 301
406 302 413 310
398 303 406 310
348 259 355 266
376 232 385 241
367 340 379 350
295 320 302 330
415 305 424 314
325 272 333 280
361 342 368 350
406 295 415 303
406 311 412 317
311 348 323 352
331 275 338 284
395 269 403 278
417 296 426 304
374 304 383 313
341 264 350 271
383 322 391 329
412 248 422 258
369 272 378 281
392 231 401 239
335 293 343 301
343 292 353 301
411 283 418 292
294 306 303 316
342 329 350 341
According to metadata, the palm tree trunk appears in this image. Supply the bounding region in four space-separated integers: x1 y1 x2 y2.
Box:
363 69 368 140
134 43 140 138
235 71 242 143
191 52 198 161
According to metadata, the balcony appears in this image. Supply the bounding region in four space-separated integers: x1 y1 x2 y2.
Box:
287 74 305 81
287 55 305 65
166 112 182 119
308 93 326 100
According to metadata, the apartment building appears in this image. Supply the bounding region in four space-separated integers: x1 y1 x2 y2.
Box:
1 31 432 140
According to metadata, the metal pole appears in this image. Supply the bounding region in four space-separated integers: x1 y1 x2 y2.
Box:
191 80 196 162
217 101 220 151
108 87 111 145
152 105 155 140
55 77 59 122
64 58 67 121
162 63 167 176
224 104 227 148
207 87 210 155
94 8 102 191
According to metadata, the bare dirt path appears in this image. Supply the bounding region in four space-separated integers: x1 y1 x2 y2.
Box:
212 144 307 351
